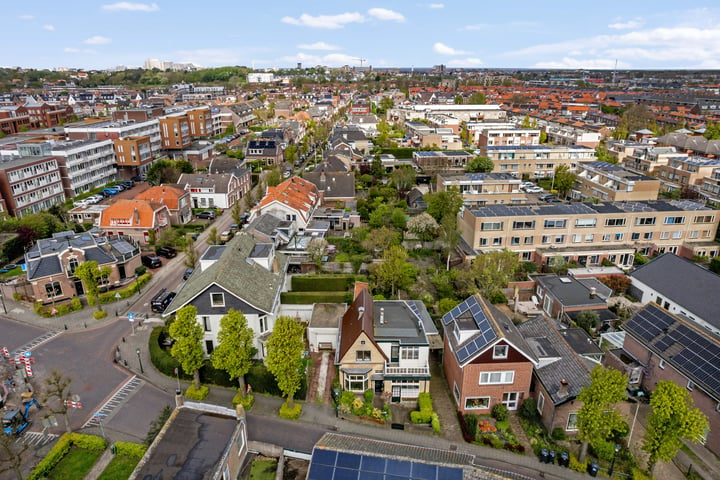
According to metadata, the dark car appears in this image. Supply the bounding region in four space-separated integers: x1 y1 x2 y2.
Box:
156 246 177 258
141 255 162 268
130 176 143 182
196 211 216 220
121 180 134 188
183 268 194 280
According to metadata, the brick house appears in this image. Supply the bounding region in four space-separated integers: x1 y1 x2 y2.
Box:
98 199 171 245
135 186 192 225
442 295 537 414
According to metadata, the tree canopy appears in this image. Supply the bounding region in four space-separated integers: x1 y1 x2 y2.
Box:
169 305 204 390
466 156 494 173
425 188 463 223
552 164 577 198
372 245 414 297
74 260 111 311
211 309 256 396
265 316 306 407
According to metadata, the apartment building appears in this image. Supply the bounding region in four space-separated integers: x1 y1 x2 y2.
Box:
458 200 720 268
65 118 163 158
113 136 153 178
413 150 472 174
654 156 720 194
480 145 596 179
622 146 685 175
186 107 213 138
0 155 65 217
572 161 661 202
159 115 192 150
0 107 31 135
389 104 506 123
51 139 117 196
477 128 541 147
698 168 720 204
437 172 526 206
405 122 462 150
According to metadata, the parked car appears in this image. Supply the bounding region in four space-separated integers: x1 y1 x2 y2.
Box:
73 200 89 208
121 180 134 188
219 231 232 243
141 255 162 269
114 184 126 192
183 268 194 281
102 187 120 196
130 176 144 182
151 289 176 314
538 193 555 201
156 246 177 258
229 224 239 233
525 186 544 193
283 169 292 178
196 211 216 220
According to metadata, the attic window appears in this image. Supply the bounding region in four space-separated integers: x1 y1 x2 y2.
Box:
493 345 508 359
211 292 225 307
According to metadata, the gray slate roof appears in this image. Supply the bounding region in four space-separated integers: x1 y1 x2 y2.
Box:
166 233 287 315
629 253 720 328
303 172 355 199
177 173 236 194
517 316 591 405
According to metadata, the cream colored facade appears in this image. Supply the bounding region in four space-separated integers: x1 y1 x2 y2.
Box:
459 200 720 267
437 172 528 206
481 145 595 179
572 161 661 202
338 332 386 393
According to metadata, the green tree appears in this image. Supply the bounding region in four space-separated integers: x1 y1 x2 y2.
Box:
169 305 204 390
468 91 486 104
703 121 720 140
472 250 520 297
284 145 298 165
74 260 111 311
373 245 411 296
183 234 199 268
265 168 282 187
552 164 577 198
439 214 460 271
466 156 495 173
207 226 218 245
211 309 256 396
642 381 708 476
539 130 547 143
391 166 416 190
577 366 628 462
576 310 600 334
425 188 463 223
594 141 617 164
362 226 401 256
231 200 242 225
307 238 328 268
371 154 385 179
454 95 464 104
407 213 439 241
265 316 306 408
521 115 532 128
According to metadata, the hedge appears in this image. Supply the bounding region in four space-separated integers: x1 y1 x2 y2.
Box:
410 410 433 424
291 275 356 292
281 291 352 304
27 433 107 480
246 362 307 399
95 273 152 305
114 441 147 459
373 147 415 159
431 413 441 435
185 384 209 400
94 309 107 320
417 392 432 411
279 401 302 420
33 297 83 318
232 392 255 410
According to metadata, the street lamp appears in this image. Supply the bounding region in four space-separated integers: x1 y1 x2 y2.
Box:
136 347 144 374
0 290 6 314
608 443 621 477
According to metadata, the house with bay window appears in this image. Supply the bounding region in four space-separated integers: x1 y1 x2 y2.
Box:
442 295 537 414
336 283 438 402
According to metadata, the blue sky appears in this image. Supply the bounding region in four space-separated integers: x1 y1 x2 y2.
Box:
5 1 720 70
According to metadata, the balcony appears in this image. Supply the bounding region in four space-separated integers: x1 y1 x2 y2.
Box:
384 365 429 377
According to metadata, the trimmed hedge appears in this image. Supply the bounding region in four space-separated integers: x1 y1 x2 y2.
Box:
114 441 147 459
33 297 83 318
431 413 441 434
281 291 352 304
96 273 151 304
279 400 302 420
417 392 432 411
410 410 433 424
232 392 255 410
291 275 356 292
185 384 209 400
27 433 107 480
374 147 415 159
93 309 107 320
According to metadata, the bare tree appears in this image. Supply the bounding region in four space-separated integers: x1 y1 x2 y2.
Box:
183 234 199 268
41 370 75 433
0 432 29 480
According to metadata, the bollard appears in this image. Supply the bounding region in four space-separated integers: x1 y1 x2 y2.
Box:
64 324 68 330
123 360 128 367
83 321 87 328
122 337 125 343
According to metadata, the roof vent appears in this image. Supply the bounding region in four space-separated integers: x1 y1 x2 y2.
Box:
380 308 385 324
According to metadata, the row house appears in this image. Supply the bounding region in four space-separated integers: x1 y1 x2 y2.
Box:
336 283 437 402
426 113 461 135
389 104 506 124
477 128 541 148
24 230 141 304
404 122 462 150
534 274 616 326
98 199 171 245
622 146 684 175
331 127 371 155
413 150 473 174
480 145 596 179
654 156 720 195
176 172 246 209
135 186 192 225
0 155 65 217
21 97 73 129
244 140 283 166
656 131 720 158
606 140 648 164
165 233 288 358
0 107 31 135
458 200 720 268
436 172 527 206
572 161 661 202
698 168 720 204
252 177 319 230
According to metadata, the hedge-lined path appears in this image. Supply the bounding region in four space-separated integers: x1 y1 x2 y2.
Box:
429 353 464 443
83 449 114 480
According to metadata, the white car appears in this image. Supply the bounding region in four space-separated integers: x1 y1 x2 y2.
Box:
525 186 544 193
73 200 89 208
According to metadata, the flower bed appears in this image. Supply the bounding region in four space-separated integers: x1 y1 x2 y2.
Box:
337 390 390 424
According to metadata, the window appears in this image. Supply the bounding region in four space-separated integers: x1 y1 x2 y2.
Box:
524 236 534 245
585 234 594 242
205 340 214 354
566 413 579 431
259 316 267 333
511 237 520 245
658 359 665 369
453 382 460 405
512 220 535 230
644 232 653 240
45 281 62 298
502 392 519 410
541 235 551 244
211 292 225 307
614 233 624 241
693 215 714 223
492 237 502 246
537 393 545 413
636 216 656 226
202 316 211 332
401 346 419 360
493 345 508 359
689 230 699 239
555 234 565 243
664 216 685 224
687 380 695 391
479 370 515 385
575 218 597 228
544 219 567 228
345 374 368 392
660 231 670 239
465 397 490 410
68 258 79 274
481 221 503 231
605 218 626 226
631 232 640 240
572 234 582 243
356 350 371 362
602 233 611 242
672 231 682 239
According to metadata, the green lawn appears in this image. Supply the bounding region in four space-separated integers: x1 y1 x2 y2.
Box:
249 459 278 480
97 455 141 480
0 266 22 278
46 447 103 480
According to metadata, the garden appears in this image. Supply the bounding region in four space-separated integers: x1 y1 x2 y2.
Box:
337 389 390 424
459 404 525 454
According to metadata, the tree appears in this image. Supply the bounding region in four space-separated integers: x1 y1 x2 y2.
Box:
425 188 463 223
207 226 218 245
703 121 720 140
576 310 600 334
307 238 328 268
577 366 628 462
521 115 532 128
211 309 256 396
74 260 111 311
265 316 305 408
284 145 298 165
183 233 199 268
373 245 411 297
439 214 460 271
391 166 416 190
552 164 577 198
231 201 242 225
642 381 708 476
362 226 400 256
42 370 75 433
265 168 282 187
407 213 439 241
594 141 617 164
454 95 464 104
468 91 486 105
371 155 385 179
169 305 204 390
472 250 520 297
466 156 495 173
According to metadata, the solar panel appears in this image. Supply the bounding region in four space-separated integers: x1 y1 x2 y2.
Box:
386 459 411 476
312 449 337 466
337 452 361 470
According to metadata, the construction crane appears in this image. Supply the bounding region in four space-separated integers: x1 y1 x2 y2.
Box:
354 57 367 68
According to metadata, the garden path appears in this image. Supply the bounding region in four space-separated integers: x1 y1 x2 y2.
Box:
83 449 114 480
507 413 534 455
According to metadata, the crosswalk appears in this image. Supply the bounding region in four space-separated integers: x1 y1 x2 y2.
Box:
17 431 59 448
82 375 144 428
10 330 62 356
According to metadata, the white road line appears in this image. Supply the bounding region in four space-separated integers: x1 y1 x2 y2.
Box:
17 432 59 447
82 375 144 428
10 330 62 356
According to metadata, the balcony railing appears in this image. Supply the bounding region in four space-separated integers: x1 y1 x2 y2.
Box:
384 365 429 376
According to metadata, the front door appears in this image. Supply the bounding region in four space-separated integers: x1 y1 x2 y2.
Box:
375 380 384 393
502 392 519 410
391 385 401 403
74 279 84 296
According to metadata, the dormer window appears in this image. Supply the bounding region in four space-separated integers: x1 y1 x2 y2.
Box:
493 345 508 359
68 258 79 275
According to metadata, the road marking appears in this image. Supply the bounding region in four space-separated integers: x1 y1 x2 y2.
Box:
17 431 59 447
10 330 62 356
82 375 144 428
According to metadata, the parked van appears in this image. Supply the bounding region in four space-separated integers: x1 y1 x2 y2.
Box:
151 289 176 314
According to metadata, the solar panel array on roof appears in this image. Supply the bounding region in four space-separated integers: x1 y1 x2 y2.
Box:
624 305 675 342
308 448 463 480
441 296 498 364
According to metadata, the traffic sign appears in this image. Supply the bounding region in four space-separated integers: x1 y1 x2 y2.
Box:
128 312 135 322
114 293 121 299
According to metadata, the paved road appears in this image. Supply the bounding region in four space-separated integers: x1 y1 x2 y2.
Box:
247 413 328 453
1 317 47 353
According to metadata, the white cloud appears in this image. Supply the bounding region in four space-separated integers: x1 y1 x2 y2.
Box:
533 57 630 69
84 36 112 45
433 42 471 56
64 47 97 54
608 20 643 30
281 12 364 29
461 24 487 31
19 14 34 20
43 25 55 31
102 2 159 12
429 3 444 9
296 41 340 51
447 57 483 67
367 8 405 22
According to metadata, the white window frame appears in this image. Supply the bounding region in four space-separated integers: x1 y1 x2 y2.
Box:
400 346 419 360
479 370 515 385
537 392 545 414
465 396 490 410
210 292 225 307
493 344 508 359
566 412 579 431
687 380 695 391
356 350 372 362
453 382 460 405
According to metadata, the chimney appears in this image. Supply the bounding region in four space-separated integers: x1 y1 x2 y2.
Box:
380 308 385 324
320 172 326 183
589 287 596 299
558 379 569 398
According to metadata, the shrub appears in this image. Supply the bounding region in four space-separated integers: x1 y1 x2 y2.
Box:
491 403 509 422
94 309 107 320
279 400 302 420
518 398 539 421
135 265 147 276
417 392 432 411
291 275 355 292
70 433 107 451
495 420 510 431
281 291 351 304
338 390 355 407
410 410 433 424
631 468 650 480
185 384 209 400
114 441 147 459
437 298 458 315
591 439 616 462
334 253 351 262
431 413 441 434
568 453 587 473
97 273 151 304
551 427 567 441
149 327 183 377
487 289 508 304
33 297 84 317
232 392 255 410
363 389 374 404
490 437 505 449
27 433 73 480
464 413 479 438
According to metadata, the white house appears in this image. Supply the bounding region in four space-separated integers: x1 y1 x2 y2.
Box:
176 172 242 209
251 177 319 230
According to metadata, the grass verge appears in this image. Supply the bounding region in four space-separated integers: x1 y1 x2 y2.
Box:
46 447 103 480
97 455 141 480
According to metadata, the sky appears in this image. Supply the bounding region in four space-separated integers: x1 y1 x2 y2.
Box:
5 1 720 71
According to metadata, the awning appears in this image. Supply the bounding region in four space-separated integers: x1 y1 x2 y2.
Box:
340 367 373 375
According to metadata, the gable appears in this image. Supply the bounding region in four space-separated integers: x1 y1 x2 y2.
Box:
467 339 533 365
186 284 264 316
339 331 385 365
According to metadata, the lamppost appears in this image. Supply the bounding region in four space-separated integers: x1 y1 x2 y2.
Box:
608 443 621 477
0 290 7 314
135 347 144 374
